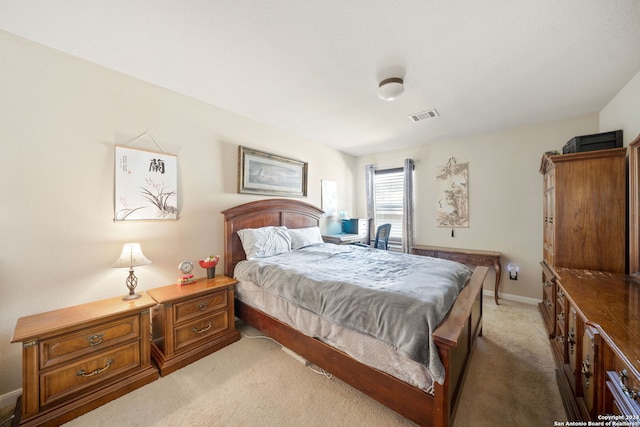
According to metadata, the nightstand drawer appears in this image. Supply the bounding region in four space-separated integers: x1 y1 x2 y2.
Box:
174 310 230 353
40 315 140 369
173 290 228 325
40 341 141 408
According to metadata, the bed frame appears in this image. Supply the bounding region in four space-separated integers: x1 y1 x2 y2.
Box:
222 199 488 427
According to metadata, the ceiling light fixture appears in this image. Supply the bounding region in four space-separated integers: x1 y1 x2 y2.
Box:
378 77 404 101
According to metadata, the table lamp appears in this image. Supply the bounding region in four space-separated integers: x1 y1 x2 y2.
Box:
111 243 152 300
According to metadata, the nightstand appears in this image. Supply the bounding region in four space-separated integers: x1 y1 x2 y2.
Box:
147 276 241 376
11 293 159 426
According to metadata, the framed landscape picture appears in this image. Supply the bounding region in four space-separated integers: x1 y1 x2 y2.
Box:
238 146 307 197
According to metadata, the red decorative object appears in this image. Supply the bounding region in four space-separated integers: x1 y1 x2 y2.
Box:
199 255 220 269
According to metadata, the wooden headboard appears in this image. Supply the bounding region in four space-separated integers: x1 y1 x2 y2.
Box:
221 199 324 276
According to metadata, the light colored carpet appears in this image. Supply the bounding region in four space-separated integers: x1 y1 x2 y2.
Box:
64 299 565 426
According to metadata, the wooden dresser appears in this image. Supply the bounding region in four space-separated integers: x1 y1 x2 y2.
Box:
538 147 639 420
11 293 159 426
549 267 639 420
147 276 241 376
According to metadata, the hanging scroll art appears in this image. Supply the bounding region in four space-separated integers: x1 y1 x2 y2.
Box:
114 145 178 221
436 157 469 227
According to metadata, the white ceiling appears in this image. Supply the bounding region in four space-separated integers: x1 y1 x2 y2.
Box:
2 1 640 156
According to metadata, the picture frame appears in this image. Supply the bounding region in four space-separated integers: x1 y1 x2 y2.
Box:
114 145 178 221
436 157 469 228
238 146 308 197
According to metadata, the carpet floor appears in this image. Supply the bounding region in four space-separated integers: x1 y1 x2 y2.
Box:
64 298 566 426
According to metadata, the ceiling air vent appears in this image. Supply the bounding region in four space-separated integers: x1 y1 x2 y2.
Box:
409 109 439 122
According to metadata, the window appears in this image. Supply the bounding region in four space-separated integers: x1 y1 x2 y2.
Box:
374 168 404 243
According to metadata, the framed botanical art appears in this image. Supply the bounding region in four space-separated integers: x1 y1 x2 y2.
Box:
238 146 307 197
436 157 469 227
114 145 178 221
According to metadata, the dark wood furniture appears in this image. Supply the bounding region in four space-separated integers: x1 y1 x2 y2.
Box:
412 245 502 305
540 147 627 274
539 148 626 338
546 267 639 420
11 294 159 426
147 276 241 376
538 146 639 420
221 198 489 427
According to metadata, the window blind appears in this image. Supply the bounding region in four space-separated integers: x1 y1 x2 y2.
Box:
374 168 404 242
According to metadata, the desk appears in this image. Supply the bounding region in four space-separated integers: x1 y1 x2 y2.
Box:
412 245 503 305
322 233 366 245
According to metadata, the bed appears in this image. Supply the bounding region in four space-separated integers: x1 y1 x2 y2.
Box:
222 199 488 427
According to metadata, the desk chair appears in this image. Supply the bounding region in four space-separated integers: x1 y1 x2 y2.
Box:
354 223 391 250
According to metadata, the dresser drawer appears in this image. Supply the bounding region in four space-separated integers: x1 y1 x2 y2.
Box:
607 369 640 417
174 310 230 353
40 315 140 369
606 353 640 418
40 341 141 408
173 290 227 325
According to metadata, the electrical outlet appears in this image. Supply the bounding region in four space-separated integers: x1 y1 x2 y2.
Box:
508 264 519 280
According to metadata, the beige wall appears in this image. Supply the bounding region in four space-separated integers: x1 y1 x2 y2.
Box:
355 114 599 303
0 31 355 396
600 69 640 144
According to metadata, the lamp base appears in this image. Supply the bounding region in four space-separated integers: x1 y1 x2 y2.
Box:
122 293 142 301
123 270 142 300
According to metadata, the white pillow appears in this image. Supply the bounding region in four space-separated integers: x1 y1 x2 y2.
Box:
237 226 291 260
289 226 324 250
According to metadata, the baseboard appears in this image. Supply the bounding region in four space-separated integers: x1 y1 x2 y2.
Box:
483 290 540 306
0 388 21 413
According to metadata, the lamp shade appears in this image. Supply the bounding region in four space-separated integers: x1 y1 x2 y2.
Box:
111 243 152 269
378 77 404 101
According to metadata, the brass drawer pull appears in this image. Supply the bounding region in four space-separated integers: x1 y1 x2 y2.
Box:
192 321 213 334
619 369 639 400
87 334 103 346
77 359 113 378
568 328 575 354
581 355 592 389
198 302 208 311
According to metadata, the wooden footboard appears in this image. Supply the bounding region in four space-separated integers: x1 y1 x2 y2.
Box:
433 265 488 426
235 266 488 427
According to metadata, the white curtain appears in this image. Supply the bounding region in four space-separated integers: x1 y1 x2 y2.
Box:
364 164 376 244
402 159 415 253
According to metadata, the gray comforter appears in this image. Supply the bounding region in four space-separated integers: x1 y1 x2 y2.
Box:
234 243 472 384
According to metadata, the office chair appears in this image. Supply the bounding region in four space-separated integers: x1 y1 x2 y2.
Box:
354 223 391 250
